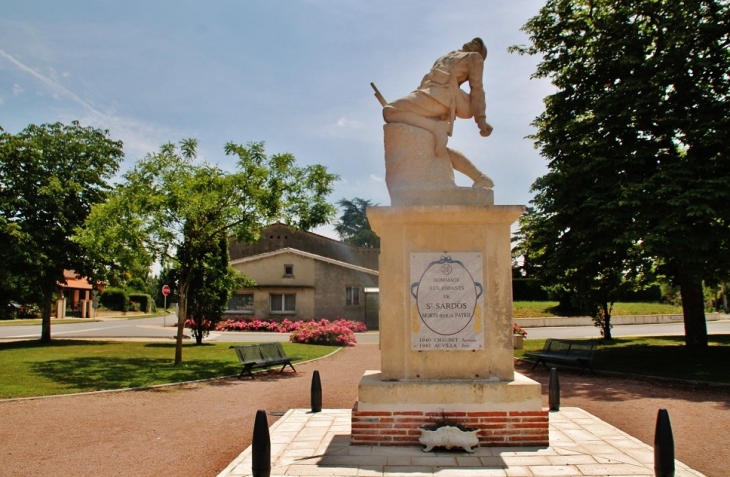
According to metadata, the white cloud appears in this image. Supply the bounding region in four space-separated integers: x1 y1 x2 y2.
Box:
370 174 383 183
1 48 182 164
311 112 382 142
1 49 97 111
336 117 363 129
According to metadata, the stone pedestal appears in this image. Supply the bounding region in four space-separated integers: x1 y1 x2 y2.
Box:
384 124 493 206
352 205 547 447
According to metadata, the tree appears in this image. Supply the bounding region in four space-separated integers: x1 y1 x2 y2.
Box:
334 197 380 248
518 207 652 339
0 122 123 340
186 233 250 344
511 0 730 353
80 140 337 364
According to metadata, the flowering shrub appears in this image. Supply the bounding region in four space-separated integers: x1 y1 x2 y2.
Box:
289 319 357 346
183 318 215 330
184 317 364 346
210 317 367 335
513 323 527 337
16 303 41 318
334 319 368 333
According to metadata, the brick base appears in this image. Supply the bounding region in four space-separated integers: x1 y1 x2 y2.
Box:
351 407 549 447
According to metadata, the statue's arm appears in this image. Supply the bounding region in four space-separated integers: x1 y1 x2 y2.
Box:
466 53 491 136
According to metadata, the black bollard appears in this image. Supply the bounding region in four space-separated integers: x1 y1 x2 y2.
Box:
311 370 322 413
252 410 271 477
549 367 560 411
654 409 675 477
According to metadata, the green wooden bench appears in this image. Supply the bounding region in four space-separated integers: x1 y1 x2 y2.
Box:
230 342 302 379
525 338 598 375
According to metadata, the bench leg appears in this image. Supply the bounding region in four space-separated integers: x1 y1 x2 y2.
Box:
278 362 296 373
238 365 255 380
576 360 596 376
535 359 550 370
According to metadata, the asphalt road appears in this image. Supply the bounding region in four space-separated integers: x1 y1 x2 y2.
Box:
1 313 729 343
0 313 383 344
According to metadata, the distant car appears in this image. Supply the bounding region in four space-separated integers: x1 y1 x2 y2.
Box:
1 302 20 320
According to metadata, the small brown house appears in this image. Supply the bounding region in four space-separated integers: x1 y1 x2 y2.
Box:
56 270 100 318
228 224 380 328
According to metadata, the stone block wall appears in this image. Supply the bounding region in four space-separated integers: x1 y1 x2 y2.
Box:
314 261 378 322
351 407 549 447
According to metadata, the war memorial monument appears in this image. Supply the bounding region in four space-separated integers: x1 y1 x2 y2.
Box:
351 37 548 448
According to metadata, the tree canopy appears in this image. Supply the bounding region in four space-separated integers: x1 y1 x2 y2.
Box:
334 197 380 248
0 122 123 339
80 140 338 363
511 0 730 353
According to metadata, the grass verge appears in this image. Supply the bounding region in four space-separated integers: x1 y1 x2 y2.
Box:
0 318 102 326
516 335 730 384
0 340 338 399
0 311 170 326
513 301 684 318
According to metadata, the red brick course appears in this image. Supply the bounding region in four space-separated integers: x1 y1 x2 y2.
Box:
351 407 549 447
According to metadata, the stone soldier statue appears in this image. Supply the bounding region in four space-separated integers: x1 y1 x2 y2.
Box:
381 37 494 190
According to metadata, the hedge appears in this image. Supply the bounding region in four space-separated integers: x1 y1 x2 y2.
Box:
512 278 662 303
512 278 550 301
100 287 129 312
129 293 155 313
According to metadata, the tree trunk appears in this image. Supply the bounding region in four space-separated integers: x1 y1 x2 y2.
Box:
601 301 612 340
195 323 204 345
174 281 189 365
679 276 708 355
40 284 54 343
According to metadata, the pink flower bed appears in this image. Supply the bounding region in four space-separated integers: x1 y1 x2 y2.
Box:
183 317 367 346
289 320 357 346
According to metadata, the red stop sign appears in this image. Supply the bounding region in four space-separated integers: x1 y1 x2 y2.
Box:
161 285 170 296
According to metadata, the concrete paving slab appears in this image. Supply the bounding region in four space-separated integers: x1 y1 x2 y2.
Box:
216 408 705 477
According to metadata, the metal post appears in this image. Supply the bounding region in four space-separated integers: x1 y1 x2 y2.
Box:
549 368 560 411
311 370 322 413
654 409 675 477
252 410 271 477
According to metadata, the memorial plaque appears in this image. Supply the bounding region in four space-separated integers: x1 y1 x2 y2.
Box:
410 252 484 350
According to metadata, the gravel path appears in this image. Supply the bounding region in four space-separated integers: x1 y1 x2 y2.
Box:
1 344 727 476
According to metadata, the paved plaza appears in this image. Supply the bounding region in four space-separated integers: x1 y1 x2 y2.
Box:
218 407 703 477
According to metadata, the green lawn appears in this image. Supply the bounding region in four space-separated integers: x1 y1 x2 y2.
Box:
0 340 338 399
513 301 684 318
517 335 730 384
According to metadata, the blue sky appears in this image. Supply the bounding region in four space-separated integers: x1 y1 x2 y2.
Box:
1 0 553 238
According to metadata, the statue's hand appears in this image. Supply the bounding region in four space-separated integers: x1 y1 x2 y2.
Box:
479 120 493 137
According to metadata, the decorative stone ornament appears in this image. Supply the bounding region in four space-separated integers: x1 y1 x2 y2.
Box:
418 425 480 453
513 334 524 349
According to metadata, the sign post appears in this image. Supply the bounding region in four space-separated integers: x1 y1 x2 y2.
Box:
162 285 170 326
